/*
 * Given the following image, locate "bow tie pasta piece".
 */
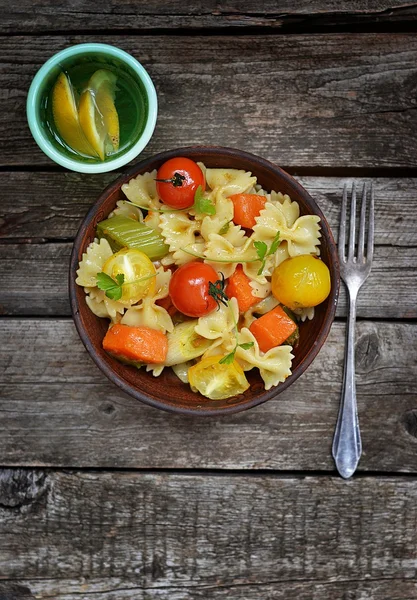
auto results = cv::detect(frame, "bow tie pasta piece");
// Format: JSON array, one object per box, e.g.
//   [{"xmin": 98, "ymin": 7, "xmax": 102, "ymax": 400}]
[
  {"xmin": 274, "ymin": 240, "xmax": 290, "ymax": 266},
  {"xmin": 201, "ymin": 337, "xmax": 236, "ymax": 360},
  {"xmin": 243, "ymin": 241, "xmax": 290, "ymax": 284},
  {"xmin": 160, "ymin": 211, "xmax": 205, "ymax": 266},
  {"xmin": 204, "ymin": 234, "xmax": 258, "ymax": 278},
  {"xmin": 85, "ymin": 287, "xmax": 125, "ymax": 321},
  {"xmin": 108, "ymin": 200, "xmax": 144, "ymax": 222},
  {"xmin": 76, "ymin": 238, "xmax": 113, "ymax": 287},
  {"xmin": 270, "ymin": 191, "xmax": 300, "ymax": 227},
  {"xmin": 122, "ymin": 300, "xmax": 174, "ymax": 333},
  {"xmin": 200, "ymin": 193, "xmax": 247, "ymax": 249},
  {"xmin": 194, "ymin": 299, "xmax": 239, "ymax": 372},
  {"xmin": 253, "ymin": 202, "xmax": 321, "ymax": 257},
  {"xmin": 121, "ymin": 268, "xmax": 174, "ymax": 334},
  {"xmin": 146, "ymin": 363, "xmax": 165, "ymax": 377},
  {"xmin": 85, "ymin": 294, "xmax": 109, "ymax": 319},
  {"xmin": 249, "ymin": 278, "xmax": 271, "ymax": 299},
  {"xmin": 293, "ymin": 306, "xmax": 315, "ymax": 322},
  {"xmin": 205, "ymin": 168, "xmax": 257, "ymax": 199},
  {"xmin": 234, "ymin": 328, "xmax": 293, "ymax": 390},
  {"xmin": 242, "ymin": 253, "xmax": 274, "ymax": 284},
  {"xmin": 287, "ymin": 215, "xmax": 321, "ymax": 256},
  {"xmin": 121, "ymin": 169, "xmax": 163, "ymax": 211},
  {"xmin": 200, "ymin": 214, "xmax": 246, "ymax": 246},
  {"xmin": 160, "ymin": 212, "xmax": 199, "ymax": 251},
  {"xmin": 214, "ymin": 192, "xmax": 234, "ymax": 222},
  {"xmin": 143, "ymin": 210, "xmax": 160, "ymax": 230},
  {"xmin": 198, "ymin": 193, "xmax": 238, "ymax": 239},
  {"xmin": 195, "ymin": 296, "xmax": 239, "ymax": 340}
]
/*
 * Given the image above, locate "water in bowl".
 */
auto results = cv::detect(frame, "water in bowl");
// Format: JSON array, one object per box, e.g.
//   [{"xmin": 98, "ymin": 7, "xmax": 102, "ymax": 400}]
[{"xmin": 39, "ymin": 55, "xmax": 149, "ymax": 164}]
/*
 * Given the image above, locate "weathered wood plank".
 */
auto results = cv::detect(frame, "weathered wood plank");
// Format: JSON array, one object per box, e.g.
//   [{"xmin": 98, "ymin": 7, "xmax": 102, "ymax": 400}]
[
  {"xmin": 1, "ymin": 1, "xmax": 416, "ymax": 32},
  {"xmin": 1, "ymin": 242, "xmax": 415, "ymax": 318},
  {"xmin": 2, "ymin": 34, "xmax": 417, "ymax": 168},
  {"xmin": 2, "ymin": 578, "xmax": 417, "ymax": 600},
  {"xmin": 1, "ymin": 470, "xmax": 417, "ymax": 598},
  {"xmin": 0, "ymin": 320, "xmax": 416, "ymax": 471},
  {"xmin": 1, "ymin": 174, "xmax": 416, "ymax": 247}
]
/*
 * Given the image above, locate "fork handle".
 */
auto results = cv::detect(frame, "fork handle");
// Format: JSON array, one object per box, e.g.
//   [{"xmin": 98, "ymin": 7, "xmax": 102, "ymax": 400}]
[{"xmin": 332, "ymin": 291, "xmax": 362, "ymax": 478}]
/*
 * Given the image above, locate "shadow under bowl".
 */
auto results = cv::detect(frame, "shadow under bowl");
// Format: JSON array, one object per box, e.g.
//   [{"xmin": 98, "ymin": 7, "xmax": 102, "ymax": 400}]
[{"xmin": 70, "ymin": 146, "xmax": 340, "ymax": 416}]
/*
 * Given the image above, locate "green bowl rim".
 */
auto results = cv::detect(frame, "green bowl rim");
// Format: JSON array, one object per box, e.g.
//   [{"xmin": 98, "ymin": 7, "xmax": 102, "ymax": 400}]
[{"xmin": 26, "ymin": 43, "xmax": 158, "ymax": 173}]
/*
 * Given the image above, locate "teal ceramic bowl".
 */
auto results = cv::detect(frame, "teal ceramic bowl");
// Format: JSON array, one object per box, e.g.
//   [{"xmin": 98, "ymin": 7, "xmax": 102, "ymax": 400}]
[{"xmin": 26, "ymin": 43, "xmax": 158, "ymax": 173}]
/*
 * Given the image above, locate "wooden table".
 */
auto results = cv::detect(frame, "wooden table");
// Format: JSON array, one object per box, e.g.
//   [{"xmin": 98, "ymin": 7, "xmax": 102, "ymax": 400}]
[{"xmin": 1, "ymin": 3, "xmax": 417, "ymax": 599}]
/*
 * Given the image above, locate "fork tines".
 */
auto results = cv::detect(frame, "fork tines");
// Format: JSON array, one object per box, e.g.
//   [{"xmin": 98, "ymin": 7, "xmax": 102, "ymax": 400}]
[{"xmin": 339, "ymin": 182, "xmax": 374, "ymax": 265}]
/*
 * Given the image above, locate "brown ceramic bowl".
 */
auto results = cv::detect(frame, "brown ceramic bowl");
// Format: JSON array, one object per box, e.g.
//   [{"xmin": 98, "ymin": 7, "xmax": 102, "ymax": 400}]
[{"xmin": 70, "ymin": 146, "xmax": 339, "ymax": 415}]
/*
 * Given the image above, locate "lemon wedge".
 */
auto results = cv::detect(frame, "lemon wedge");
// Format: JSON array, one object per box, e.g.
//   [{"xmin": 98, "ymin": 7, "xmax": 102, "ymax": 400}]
[
  {"xmin": 52, "ymin": 72, "xmax": 98, "ymax": 158},
  {"xmin": 78, "ymin": 69, "xmax": 119, "ymax": 160}
]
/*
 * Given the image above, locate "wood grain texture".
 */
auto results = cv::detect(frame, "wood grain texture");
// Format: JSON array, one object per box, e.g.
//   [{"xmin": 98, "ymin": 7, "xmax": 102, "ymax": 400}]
[
  {"xmin": 1, "ymin": 242, "xmax": 415, "ymax": 318},
  {"xmin": 2, "ymin": 174, "xmax": 416, "ymax": 247},
  {"xmin": 2, "ymin": 579, "xmax": 417, "ymax": 600},
  {"xmin": 0, "ymin": 319, "xmax": 416, "ymax": 471},
  {"xmin": 1, "ymin": 470, "xmax": 417, "ymax": 599},
  {"xmin": 3, "ymin": 34, "xmax": 417, "ymax": 168},
  {"xmin": 1, "ymin": 1, "xmax": 416, "ymax": 32}
]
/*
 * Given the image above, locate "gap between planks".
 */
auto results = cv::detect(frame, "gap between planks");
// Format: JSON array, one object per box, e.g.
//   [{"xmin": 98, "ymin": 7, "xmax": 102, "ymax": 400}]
[{"xmin": 2, "ymin": 465, "xmax": 417, "ymax": 479}]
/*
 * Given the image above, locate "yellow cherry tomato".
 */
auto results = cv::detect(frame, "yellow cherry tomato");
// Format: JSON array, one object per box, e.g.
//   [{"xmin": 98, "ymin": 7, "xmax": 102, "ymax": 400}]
[
  {"xmin": 188, "ymin": 355, "xmax": 250, "ymax": 400},
  {"xmin": 271, "ymin": 254, "xmax": 331, "ymax": 309},
  {"xmin": 103, "ymin": 248, "xmax": 156, "ymax": 304}
]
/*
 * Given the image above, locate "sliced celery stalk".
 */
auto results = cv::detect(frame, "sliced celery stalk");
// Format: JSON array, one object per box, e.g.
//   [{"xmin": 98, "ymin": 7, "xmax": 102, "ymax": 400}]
[{"xmin": 96, "ymin": 215, "xmax": 169, "ymax": 260}]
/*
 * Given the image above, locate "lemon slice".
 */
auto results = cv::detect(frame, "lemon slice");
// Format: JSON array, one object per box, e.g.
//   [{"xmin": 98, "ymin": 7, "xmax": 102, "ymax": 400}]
[
  {"xmin": 52, "ymin": 72, "xmax": 98, "ymax": 158},
  {"xmin": 78, "ymin": 69, "xmax": 119, "ymax": 160}
]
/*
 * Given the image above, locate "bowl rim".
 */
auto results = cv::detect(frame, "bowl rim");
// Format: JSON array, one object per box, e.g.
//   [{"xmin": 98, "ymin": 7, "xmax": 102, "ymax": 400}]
[
  {"xmin": 70, "ymin": 145, "xmax": 340, "ymax": 416},
  {"xmin": 26, "ymin": 43, "xmax": 158, "ymax": 174}
]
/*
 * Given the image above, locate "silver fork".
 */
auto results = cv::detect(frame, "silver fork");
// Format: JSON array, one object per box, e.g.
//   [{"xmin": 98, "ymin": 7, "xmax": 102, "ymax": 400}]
[{"xmin": 332, "ymin": 182, "xmax": 374, "ymax": 479}]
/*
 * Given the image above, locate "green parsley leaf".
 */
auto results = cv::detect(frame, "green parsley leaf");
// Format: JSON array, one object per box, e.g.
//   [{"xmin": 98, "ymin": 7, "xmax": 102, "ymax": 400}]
[
  {"xmin": 219, "ymin": 341, "xmax": 254, "ymax": 365},
  {"xmin": 269, "ymin": 231, "xmax": 281, "ymax": 255},
  {"xmin": 219, "ymin": 350, "xmax": 236, "ymax": 365},
  {"xmin": 255, "ymin": 231, "xmax": 281, "ymax": 275},
  {"xmin": 254, "ymin": 240, "xmax": 268, "ymax": 276},
  {"xmin": 96, "ymin": 272, "xmax": 125, "ymax": 301},
  {"xmin": 208, "ymin": 274, "xmax": 229, "ymax": 308},
  {"xmin": 254, "ymin": 240, "xmax": 267, "ymax": 261},
  {"xmin": 193, "ymin": 185, "xmax": 216, "ymax": 215},
  {"xmin": 238, "ymin": 342, "xmax": 254, "ymax": 351}
]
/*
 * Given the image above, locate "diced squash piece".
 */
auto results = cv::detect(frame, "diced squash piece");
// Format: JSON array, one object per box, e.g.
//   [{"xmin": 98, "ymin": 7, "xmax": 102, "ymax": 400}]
[{"xmin": 249, "ymin": 305, "xmax": 297, "ymax": 353}]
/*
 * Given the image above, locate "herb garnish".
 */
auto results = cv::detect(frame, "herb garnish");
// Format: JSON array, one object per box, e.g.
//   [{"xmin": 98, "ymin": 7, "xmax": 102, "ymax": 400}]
[
  {"xmin": 155, "ymin": 172, "xmax": 186, "ymax": 187},
  {"xmin": 96, "ymin": 272, "xmax": 125, "ymax": 301},
  {"xmin": 254, "ymin": 230, "xmax": 280, "ymax": 275},
  {"xmin": 208, "ymin": 273, "xmax": 229, "ymax": 309},
  {"xmin": 193, "ymin": 185, "xmax": 216, "ymax": 215},
  {"xmin": 96, "ymin": 272, "xmax": 157, "ymax": 301},
  {"xmin": 219, "ymin": 342, "xmax": 254, "ymax": 365},
  {"xmin": 219, "ymin": 301, "xmax": 254, "ymax": 364}
]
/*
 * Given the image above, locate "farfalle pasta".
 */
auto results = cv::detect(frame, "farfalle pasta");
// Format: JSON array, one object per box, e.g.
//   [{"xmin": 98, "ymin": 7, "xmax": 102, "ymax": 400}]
[{"xmin": 76, "ymin": 157, "xmax": 331, "ymax": 401}]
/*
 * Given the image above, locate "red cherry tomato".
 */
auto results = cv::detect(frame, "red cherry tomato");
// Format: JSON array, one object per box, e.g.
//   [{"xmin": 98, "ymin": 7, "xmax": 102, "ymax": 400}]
[
  {"xmin": 169, "ymin": 262, "xmax": 220, "ymax": 317},
  {"xmin": 156, "ymin": 157, "xmax": 205, "ymax": 209}
]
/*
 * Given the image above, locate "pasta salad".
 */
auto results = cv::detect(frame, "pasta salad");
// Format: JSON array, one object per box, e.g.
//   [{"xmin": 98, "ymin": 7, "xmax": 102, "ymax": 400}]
[{"xmin": 76, "ymin": 157, "xmax": 330, "ymax": 400}]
